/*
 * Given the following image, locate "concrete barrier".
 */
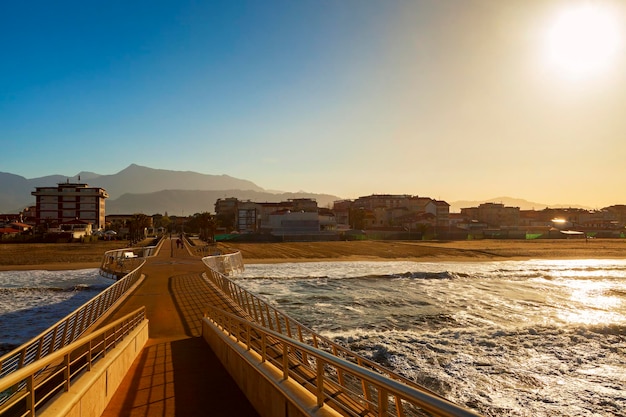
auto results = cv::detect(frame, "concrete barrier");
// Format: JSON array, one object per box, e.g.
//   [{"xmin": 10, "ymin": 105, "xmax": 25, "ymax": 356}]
[
  {"xmin": 39, "ymin": 320, "xmax": 149, "ymax": 417},
  {"xmin": 202, "ymin": 318, "xmax": 341, "ymax": 417}
]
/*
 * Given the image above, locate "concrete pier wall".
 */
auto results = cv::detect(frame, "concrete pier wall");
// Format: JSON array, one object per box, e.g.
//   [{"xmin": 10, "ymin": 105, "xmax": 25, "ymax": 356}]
[
  {"xmin": 40, "ymin": 320, "xmax": 149, "ymax": 417},
  {"xmin": 201, "ymin": 318, "xmax": 341, "ymax": 417}
]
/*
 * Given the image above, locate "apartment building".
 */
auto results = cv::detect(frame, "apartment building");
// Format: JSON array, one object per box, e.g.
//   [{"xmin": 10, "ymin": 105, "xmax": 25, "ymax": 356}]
[
  {"xmin": 31, "ymin": 182, "xmax": 109, "ymax": 230},
  {"xmin": 335, "ymin": 194, "xmax": 450, "ymax": 231},
  {"xmin": 214, "ymin": 197, "xmax": 332, "ymax": 236},
  {"xmin": 461, "ymin": 203, "xmax": 520, "ymax": 227}
]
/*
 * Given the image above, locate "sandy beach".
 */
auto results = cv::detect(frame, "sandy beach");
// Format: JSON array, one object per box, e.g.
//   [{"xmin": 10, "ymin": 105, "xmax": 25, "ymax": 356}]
[
  {"xmin": 0, "ymin": 241, "xmax": 127, "ymax": 271},
  {"xmin": 220, "ymin": 239, "xmax": 626, "ymax": 263},
  {"xmin": 1, "ymin": 238, "xmax": 625, "ymax": 270}
]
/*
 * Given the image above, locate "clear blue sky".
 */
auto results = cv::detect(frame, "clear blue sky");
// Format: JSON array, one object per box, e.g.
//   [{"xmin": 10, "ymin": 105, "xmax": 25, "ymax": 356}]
[{"xmin": 2, "ymin": 1, "xmax": 625, "ymax": 207}]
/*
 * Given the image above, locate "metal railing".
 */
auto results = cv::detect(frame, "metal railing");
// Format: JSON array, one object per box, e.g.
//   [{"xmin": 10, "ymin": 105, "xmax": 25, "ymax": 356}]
[
  {"xmin": 0, "ymin": 260, "xmax": 145, "ymax": 384},
  {"xmin": 202, "ymin": 252, "xmax": 482, "ymax": 417},
  {"xmin": 0, "ymin": 307, "xmax": 146, "ymax": 417},
  {"xmin": 99, "ymin": 240, "xmax": 161, "ymax": 279},
  {"xmin": 201, "ymin": 250, "xmax": 244, "ymax": 276},
  {"xmin": 205, "ymin": 306, "xmax": 479, "ymax": 417}
]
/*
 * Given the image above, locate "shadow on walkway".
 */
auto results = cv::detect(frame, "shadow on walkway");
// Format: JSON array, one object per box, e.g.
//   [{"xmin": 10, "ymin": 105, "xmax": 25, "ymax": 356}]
[{"xmin": 100, "ymin": 239, "xmax": 259, "ymax": 417}]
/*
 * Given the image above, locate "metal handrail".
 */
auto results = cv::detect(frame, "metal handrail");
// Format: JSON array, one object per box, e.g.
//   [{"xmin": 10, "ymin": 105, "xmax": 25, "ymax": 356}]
[
  {"xmin": 201, "ymin": 250, "xmax": 244, "ymax": 275},
  {"xmin": 205, "ymin": 305, "xmax": 480, "ymax": 417},
  {"xmin": 0, "ymin": 307, "xmax": 146, "ymax": 417},
  {"xmin": 201, "ymin": 252, "xmax": 482, "ymax": 416},
  {"xmin": 201, "ymin": 253, "xmax": 442, "ymax": 397},
  {"xmin": 99, "ymin": 241, "xmax": 161, "ymax": 279},
  {"xmin": 0, "ymin": 257, "xmax": 147, "ymax": 383}
]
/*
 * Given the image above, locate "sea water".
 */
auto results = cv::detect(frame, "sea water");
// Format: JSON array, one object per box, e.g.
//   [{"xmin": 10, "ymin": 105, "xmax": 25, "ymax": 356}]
[
  {"xmin": 235, "ymin": 260, "xmax": 626, "ymax": 417},
  {"xmin": 1, "ymin": 261, "xmax": 624, "ymax": 416},
  {"xmin": 0, "ymin": 269, "xmax": 112, "ymax": 355}
]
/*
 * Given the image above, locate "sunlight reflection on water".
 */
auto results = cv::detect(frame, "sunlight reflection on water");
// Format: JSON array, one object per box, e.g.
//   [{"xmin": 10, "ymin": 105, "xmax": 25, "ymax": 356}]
[{"xmin": 558, "ymin": 280, "xmax": 624, "ymax": 325}]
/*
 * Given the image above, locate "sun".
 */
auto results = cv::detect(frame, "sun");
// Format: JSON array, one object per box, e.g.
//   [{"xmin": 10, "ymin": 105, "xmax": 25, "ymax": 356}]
[{"xmin": 545, "ymin": 3, "xmax": 622, "ymax": 79}]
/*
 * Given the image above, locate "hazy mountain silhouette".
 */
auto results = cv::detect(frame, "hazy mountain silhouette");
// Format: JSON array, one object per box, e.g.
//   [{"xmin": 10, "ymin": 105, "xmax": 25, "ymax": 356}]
[
  {"xmin": 1, "ymin": 166, "xmax": 595, "ymax": 214},
  {"xmin": 0, "ymin": 164, "xmax": 339, "ymax": 214},
  {"xmin": 107, "ymin": 189, "xmax": 341, "ymax": 215},
  {"xmin": 449, "ymin": 196, "xmax": 591, "ymax": 213}
]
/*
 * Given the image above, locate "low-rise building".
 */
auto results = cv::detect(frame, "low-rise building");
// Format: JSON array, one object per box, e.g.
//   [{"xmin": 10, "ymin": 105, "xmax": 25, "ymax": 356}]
[{"xmin": 215, "ymin": 197, "xmax": 337, "ymax": 239}]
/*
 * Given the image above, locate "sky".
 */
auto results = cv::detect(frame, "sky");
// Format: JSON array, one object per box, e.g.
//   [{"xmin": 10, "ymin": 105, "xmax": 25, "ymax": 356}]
[{"xmin": 2, "ymin": 0, "xmax": 626, "ymax": 208}]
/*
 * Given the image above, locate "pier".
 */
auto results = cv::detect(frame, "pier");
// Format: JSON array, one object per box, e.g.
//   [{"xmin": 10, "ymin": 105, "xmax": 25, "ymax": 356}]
[{"xmin": 98, "ymin": 238, "xmax": 258, "ymax": 416}]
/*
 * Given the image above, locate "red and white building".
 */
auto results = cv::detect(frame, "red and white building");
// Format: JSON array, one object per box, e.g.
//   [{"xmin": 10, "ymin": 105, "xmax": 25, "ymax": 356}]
[{"xmin": 31, "ymin": 182, "xmax": 109, "ymax": 231}]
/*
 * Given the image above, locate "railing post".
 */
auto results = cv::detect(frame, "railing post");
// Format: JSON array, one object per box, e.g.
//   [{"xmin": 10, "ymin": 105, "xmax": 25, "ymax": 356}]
[
  {"xmin": 378, "ymin": 388, "xmax": 389, "ymax": 416},
  {"xmin": 64, "ymin": 353, "xmax": 71, "ymax": 391},
  {"xmin": 60, "ymin": 318, "xmax": 70, "ymax": 347},
  {"xmin": 257, "ymin": 299, "xmax": 266, "ymax": 327},
  {"xmin": 395, "ymin": 395, "xmax": 405, "ymax": 417},
  {"xmin": 298, "ymin": 326, "xmax": 308, "ymax": 364},
  {"xmin": 261, "ymin": 333, "xmax": 267, "ymax": 363},
  {"xmin": 316, "ymin": 359, "xmax": 325, "ymax": 408},
  {"xmin": 48, "ymin": 326, "xmax": 59, "ymax": 355},
  {"xmin": 26, "ymin": 374, "xmax": 35, "ymax": 417},
  {"xmin": 18, "ymin": 348, "xmax": 26, "ymax": 369},
  {"xmin": 265, "ymin": 304, "xmax": 273, "ymax": 330},
  {"xmin": 282, "ymin": 343, "xmax": 289, "ymax": 380},
  {"xmin": 275, "ymin": 310, "xmax": 282, "ymax": 334},
  {"xmin": 246, "ymin": 323, "xmax": 251, "ymax": 351},
  {"xmin": 333, "ymin": 345, "xmax": 345, "ymax": 387},
  {"xmin": 285, "ymin": 316, "xmax": 292, "ymax": 338},
  {"xmin": 88, "ymin": 339, "xmax": 93, "ymax": 371},
  {"xmin": 36, "ymin": 335, "xmax": 44, "ymax": 361},
  {"xmin": 362, "ymin": 378, "xmax": 373, "ymax": 412}
]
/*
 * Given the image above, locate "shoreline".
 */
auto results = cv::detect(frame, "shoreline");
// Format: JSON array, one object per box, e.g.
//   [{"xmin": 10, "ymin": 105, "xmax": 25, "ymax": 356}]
[
  {"xmin": 1, "ymin": 239, "xmax": 625, "ymax": 271},
  {"xmin": 0, "ymin": 262, "xmax": 101, "ymax": 272}
]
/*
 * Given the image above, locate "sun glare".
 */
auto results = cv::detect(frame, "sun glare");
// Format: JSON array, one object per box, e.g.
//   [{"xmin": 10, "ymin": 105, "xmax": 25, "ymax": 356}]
[{"xmin": 545, "ymin": 3, "xmax": 622, "ymax": 79}]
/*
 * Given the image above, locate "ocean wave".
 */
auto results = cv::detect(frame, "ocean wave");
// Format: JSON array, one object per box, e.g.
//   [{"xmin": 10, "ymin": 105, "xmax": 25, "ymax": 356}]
[
  {"xmin": 0, "ymin": 285, "xmax": 100, "ymax": 294},
  {"xmin": 242, "ymin": 270, "xmax": 464, "ymax": 281}
]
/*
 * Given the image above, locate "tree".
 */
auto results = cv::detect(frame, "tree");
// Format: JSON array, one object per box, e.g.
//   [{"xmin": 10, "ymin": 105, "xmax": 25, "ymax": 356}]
[
  {"xmin": 349, "ymin": 207, "xmax": 367, "ymax": 230},
  {"xmin": 159, "ymin": 214, "xmax": 172, "ymax": 232},
  {"xmin": 198, "ymin": 212, "xmax": 217, "ymax": 242},
  {"xmin": 128, "ymin": 213, "xmax": 151, "ymax": 244}
]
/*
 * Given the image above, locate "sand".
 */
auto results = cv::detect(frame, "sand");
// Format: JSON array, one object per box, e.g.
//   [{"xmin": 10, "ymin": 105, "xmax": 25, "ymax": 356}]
[
  {"xmin": 0, "ymin": 241, "xmax": 129, "ymax": 271},
  {"xmin": 1, "ymin": 239, "xmax": 625, "ymax": 271},
  {"xmin": 218, "ymin": 239, "xmax": 626, "ymax": 263}
]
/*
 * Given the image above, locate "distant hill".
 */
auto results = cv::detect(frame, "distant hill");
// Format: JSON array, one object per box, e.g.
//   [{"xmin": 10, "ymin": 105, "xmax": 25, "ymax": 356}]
[
  {"xmin": 0, "ymin": 166, "xmax": 596, "ymax": 214},
  {"xmin": 0, "ymin": 164, "xmax": 340, "ymax": 214},
  {"xmin": 107, "ymin": 189, "xmax": 341, "ymax": 215},
  {"xmin": 85, "ymin": 164, "xmax": 264, "ymax": 198},
  {"xmin": 449, "ymin": 196, "xmax": 592, "ymax": 213}
]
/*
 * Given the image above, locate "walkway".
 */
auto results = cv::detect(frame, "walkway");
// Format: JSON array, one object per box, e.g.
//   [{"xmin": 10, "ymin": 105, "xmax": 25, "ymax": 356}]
[{"xmin": 100, "ymin": 238, "xmax": 259, "ymax": 417}]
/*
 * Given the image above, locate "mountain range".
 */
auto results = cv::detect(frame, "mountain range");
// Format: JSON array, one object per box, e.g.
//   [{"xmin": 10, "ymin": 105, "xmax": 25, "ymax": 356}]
[
  {"xmin": 0, "ymin": 164, "xmax": 591, "ymax": 215},
  {"xmin": 0, "ymin": 164, "xmax": 341, "ymax": 215}
]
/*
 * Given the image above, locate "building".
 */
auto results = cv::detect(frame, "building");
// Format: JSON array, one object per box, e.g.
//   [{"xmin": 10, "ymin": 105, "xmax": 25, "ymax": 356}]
[
  {"xmin": 460, "ymin": 203, "xmax": 520, "ymax": 228},
  {"xmin": 214, "ymin": 197, "xmax": 337, "ymax": 239},
  {"xmin": 333, "ymin": 194, "xmax": 450, "ymax": 232},
  {"xmin": 31, "ymin": 181, "xmax": 109, "ymax": 231}
]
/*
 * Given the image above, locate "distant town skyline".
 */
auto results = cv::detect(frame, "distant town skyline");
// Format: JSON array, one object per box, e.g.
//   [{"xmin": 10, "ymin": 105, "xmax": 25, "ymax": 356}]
[{"xmin": 2, "ymin": 1, "xmax": 625, "ymax": 208}]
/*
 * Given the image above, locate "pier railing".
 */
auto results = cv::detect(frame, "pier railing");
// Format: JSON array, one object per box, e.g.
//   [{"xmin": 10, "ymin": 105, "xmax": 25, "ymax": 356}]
[
  {"xmin": 202, "ymin": 252, "xmax": 481, "ymax": 417},
  {"xmin": 99, "ymin": 241, "xmax": 161, "ymax": 279},
  {"xmin": 0, "ymin": 307, "xmax": 146, "ymax": 416},
  {"xmin": 0, "ymin": 258, "xmax": 146, "ymax": 384},
  {"xmin": 201, "ymin": 250, "xmax": 244, "ymax": 275},
  {"xmin": 205, "ymin": 305, "xmax": 480, "ymax": 417}
]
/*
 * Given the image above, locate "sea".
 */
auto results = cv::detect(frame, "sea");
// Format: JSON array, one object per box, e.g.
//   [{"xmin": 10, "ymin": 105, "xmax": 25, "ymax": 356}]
[
  {"xmin": 234, "ymin": 259, "xmax": 626, "ymax": 417},
  {"xmin": 1, "ymin": 260, "xmax": 625, "ymax": 416},
  {"xmin": 0, "ymin": 268, "xmax": 113, "ymax": 355}
]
